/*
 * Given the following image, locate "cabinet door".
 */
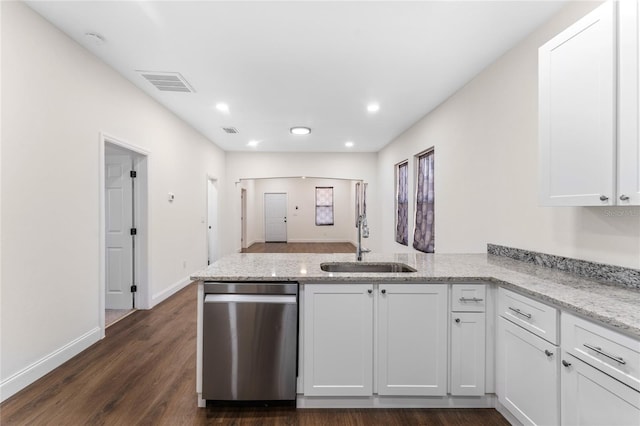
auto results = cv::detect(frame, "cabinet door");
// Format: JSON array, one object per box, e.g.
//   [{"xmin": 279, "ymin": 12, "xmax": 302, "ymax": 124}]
[
  {"xmin": 561, "ymin": 352, "xmax": 640, "ymax": 426},
  {"xmin": 539, "ymin": 1, "xmax": 616, "ymax": 206},
  {"xmin": 619, "ymin": 0, "xmax": 640, "ymax": 205},
  {"xmin": 451, "ymin": 312, "xmax": 485, "ymax": 396},
  {"xmin": 303, "ymin": 284, "xmax": 373, "ymax": 396},
  {"xmin": 497, "ymin": 317, "xmax": 560, "ymax": 426},
  {"xmin": 378, "ymin": 284, "xmax": 447, "ymax": 396}
]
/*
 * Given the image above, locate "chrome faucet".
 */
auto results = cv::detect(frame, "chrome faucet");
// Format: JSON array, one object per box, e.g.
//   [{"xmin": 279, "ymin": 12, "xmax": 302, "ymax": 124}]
[{"xmin": 356, "ymin": 214, "xmax": 370, "ymax": 261}]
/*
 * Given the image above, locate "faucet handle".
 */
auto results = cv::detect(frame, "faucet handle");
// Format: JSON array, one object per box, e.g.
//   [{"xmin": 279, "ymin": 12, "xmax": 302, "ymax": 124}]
[{"xmin": 362, "ymin": 228, "xmax": 370, "ymax": 238}]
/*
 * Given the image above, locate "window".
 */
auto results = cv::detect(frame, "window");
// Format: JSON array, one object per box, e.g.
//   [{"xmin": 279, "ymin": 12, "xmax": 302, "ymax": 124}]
[
  {"xmin": 413, "ymin": 150, "xmax": 435, "ymax": 253},
  {"xmin": 315, "ymin": 187, "xmax": 334, "ymax": 226},
  {"xmin": 395, "ymin": 161, "xmax": 408, "ymax": 245}
]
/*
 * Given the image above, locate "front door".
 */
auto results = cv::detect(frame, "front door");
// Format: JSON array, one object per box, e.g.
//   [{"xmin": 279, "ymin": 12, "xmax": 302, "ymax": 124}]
[
  {"xmin": 264, "ymin": 193, "xmax": 287, "ymax": 242},
  {"xmin": 105, "ymin": 154, "xmax": 134, "ymax": 309}
]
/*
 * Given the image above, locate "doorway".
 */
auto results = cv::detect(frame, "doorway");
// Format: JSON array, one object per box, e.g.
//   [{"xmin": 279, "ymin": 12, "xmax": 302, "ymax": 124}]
[
  {"xmin": 241, "ymin": 188, "xmax": 247, "ymax": 250},
  {"xmin": 264, "ymin": 192, "xmax": 288, "ymax": 242},
  {"xmin": 207, "ymin": 178, "xmax": 219, "ymax": 265},
  {"xmin": 100, "ymin": 134, "xmax": 149, "ymax": 334}
]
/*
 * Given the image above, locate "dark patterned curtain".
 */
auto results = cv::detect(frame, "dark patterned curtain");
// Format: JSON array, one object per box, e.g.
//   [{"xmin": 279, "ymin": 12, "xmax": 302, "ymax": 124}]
[
  {"xmin": 413, "ymin": 151, "xmax": 434, "ymax": 253},
  {"xmin": 395, "ymin": 162, "xmax": 408, "ymax": 245}
]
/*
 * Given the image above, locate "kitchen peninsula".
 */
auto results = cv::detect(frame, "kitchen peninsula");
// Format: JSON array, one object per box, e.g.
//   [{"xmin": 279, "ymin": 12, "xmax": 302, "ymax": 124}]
[{"xmin": 192, "ymin": 250, "xmax": 640, "ymax": 423}]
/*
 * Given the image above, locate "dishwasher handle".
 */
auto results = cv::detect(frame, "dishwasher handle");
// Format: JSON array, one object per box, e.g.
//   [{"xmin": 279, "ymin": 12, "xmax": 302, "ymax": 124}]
[{"xmin": 204, "ymin": 294, "xmax": 296, "ymax": 304}]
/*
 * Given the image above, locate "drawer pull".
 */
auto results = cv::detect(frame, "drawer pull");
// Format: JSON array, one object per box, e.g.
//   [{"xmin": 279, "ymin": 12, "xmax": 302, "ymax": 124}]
[
  {"xmin": 544, "ymin": 349, "xmax": 553, "ymax": 357},
  {"xmin": 508, "ymin": 306, "xmax": 532, "ymax": 319},
  {"xmin": 459, "ymin": 297, "xmax": 484, "ymax": 302},
  {"xmin": 562, "ymin": 360, "xmax": 572, "ymax": 367},
  {"xmin": 583, "ymin": 343, "xmax": 626, "ymax": 365}
]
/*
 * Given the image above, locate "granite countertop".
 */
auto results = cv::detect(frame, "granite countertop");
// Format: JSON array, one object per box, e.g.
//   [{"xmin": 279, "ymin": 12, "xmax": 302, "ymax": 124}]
[{"xmin": 191, "ymin": 252, "xmax": 640, "ymax": 339}]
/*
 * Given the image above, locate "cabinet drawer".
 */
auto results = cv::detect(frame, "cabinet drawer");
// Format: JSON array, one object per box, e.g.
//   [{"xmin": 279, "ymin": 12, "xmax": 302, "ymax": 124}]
[
  {"xmin": 498, "ymin": 288, "xmax": 558, "ymax": 344},
  {"xmin": 562, "ymin": 312, "xmax": 640, "ymax": 392},
  {"xmin": 451, "ymin": 284, "xmax": 486, "ymax": 312}
]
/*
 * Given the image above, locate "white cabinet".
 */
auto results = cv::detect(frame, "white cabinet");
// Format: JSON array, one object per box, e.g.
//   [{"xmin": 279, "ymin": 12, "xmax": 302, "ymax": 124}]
[
  {"xmin": 561, "ymin": 312, "xmax": 640, "ymax": 425},
  {"xmin": 618, "ymin": 0, "xmax": 640, "ymax": 205},
  {"xmin": 377, "ymin": 284, "xmax": 447, "ymax": 396},
  {"xmin": 497, "ymin": 288, "xmax": 559, "ymax": 426},
  {"xmin": 561, "ymin": 352, "xmax": 640, "ymax": 426},
  {"xmin": 539, "ymin": 0, "xmax": 640, "ymax": 206},
  {"xmin": 497, "ymin": 317, "xmax": 560, "ymax": 426},
  {"xmin": 303, "ymin": 283, "xmax": 373, "ymax": 396},
  {"xmin": 451, "ymin": 312, "xmax": 485, "ymax": 396},
  {"xmin": 450, "ymin": 284, "xmax": 486, "ymax": 396}
]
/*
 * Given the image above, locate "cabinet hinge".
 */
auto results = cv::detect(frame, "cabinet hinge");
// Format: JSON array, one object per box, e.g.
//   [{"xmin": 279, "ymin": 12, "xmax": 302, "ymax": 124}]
[
  {"xmin": 130, "ymin": 170, "xmax": 137, "ymax": 178},
  {"xmin": 130, "ymin": 285, "xmax": 137, "ymax": 293},
  {"xmin": 130, "ymin": 228, "xmax": 137, "ymax": 236}
]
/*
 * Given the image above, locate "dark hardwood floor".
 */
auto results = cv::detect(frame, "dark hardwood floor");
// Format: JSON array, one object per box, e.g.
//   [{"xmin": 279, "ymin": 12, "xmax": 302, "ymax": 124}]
[
  {"xmin": 242, "ymin": 242, "xmax": 356, "ymax": 253},
  {"xmin": 1, "ymin": 280, "xmax": 509, "ymax": 425}
]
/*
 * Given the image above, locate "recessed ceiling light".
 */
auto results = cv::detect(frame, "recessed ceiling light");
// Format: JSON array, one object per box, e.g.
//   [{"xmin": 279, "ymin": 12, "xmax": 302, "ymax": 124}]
[
  {"xmin": 216, "ymin": 103, "xmax": 229, "ymax": 113},
  {"xmin": 247, "ymin": 140, "xmax": 260, "ymax": 147},
  {"xmin": 290, "ymin": 127, "xmax": 311, "ymax": 135},
  {"xmin": 367, "ymin": 103, "xmax": 380, "ymax": 113},
  {"xmin": 345, "ymin": 141, "xmax": 354, "ymax": 148}
]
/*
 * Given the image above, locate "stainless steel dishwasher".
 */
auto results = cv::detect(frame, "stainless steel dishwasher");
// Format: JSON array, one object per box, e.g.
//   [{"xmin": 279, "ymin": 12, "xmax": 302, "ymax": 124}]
[{"xmin": 202, "ymin": 282, "xmax": 298, "ymax": 402}]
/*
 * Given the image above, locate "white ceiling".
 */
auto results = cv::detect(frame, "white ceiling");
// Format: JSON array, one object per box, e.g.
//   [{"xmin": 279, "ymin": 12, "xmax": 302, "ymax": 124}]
[{"xmin": 26, "ymin": 1, "xmax": 567, "ymax": 153}]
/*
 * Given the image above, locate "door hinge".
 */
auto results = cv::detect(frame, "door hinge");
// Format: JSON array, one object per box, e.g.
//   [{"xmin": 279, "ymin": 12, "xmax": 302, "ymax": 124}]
[
  {"xmin": 130, "ymin": 170, "xmax": 137, "ymax": 178},
  {"xmin": 130, "ymin": 228, "xmax": 137, "ymax": 235},
  {"xmin": 130, "ymin": 285, "xmax": 137, "ymax": 293}
]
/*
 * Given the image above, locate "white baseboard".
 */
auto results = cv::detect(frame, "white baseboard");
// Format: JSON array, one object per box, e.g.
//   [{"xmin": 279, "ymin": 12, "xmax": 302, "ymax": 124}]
[
  {"xmin": 151, "ymin": 275, "xmax": 193, "ymax": 307},
  {"xmin": 496, "ymin": 400, "xmax": 522, "ymax": 425},
  {"xmin": 296, "ymin": 394, "xmax": 496, "ymax": 409},
  {"xmin": 0, "ymin": 326, "xmax": 101, "ymax": 403}
]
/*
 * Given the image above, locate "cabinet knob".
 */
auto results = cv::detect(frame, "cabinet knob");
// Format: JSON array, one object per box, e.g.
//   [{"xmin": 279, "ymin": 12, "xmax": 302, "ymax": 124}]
[
  {"xmin": 367, "ymin": 289, "xmax": 372, "ymax": 294},
  {"xmin": 544, "ymin": 349, "xmax": 553, "ymax": 357},
  {"xmin": 381, "ymin": 289, "xmax": 386, "ymax": 294},
  {"xmin": 562, "ymin": 360, "xmax": 571, "ymax": 368},
  {"xmin": 620, "ymin": 194, "xmax": 630, "ymax": 201},
  {"xmin": 599, "ymin": 195, "xmax": 609, "ymax": 201},
  {"xmin": 455, "ymin": 318, "xmax": 460, "ymax": 323}
]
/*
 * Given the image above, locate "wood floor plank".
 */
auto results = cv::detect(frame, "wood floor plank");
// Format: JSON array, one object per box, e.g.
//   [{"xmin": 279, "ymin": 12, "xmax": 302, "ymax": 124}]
[{"xmin": 1, "ymin": 264, "xmax": 508, "ymax": 425}]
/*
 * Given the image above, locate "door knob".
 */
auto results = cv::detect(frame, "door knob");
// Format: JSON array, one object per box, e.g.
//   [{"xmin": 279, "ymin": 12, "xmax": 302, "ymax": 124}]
[
  {"xmin": 620, "ymin": 194, "xmax": 630, "ymax": 201},
  {"xmin": 367, "ymin": 289, "xmax": 373, "ymax": 294},
  {"xmin": 562, "ymin": 360, "xmax": 571, "ymax": 367},
  {"xmin": 599, "ymin": 195, "xmax": 609, "ymax": 201},
  {"xmin": 381, "ymin": 289, "xmax": 386, "ymax": 294},
  {"xmin": 455, "ymin": 318, "xmax": 460, "ymax": 323},
  {"xmin": 544, "ymin": 350, "xmax": 553, "ymax": 357}
]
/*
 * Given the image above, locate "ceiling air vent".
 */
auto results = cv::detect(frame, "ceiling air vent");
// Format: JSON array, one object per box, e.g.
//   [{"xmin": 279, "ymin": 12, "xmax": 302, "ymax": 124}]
[
  {"xmin": 137, "ymin": 71, "xmax": 195, "ymax": 93},
  {"xmin": 222, "ymin": 127, "xmax": 239, "ymax": 134}
]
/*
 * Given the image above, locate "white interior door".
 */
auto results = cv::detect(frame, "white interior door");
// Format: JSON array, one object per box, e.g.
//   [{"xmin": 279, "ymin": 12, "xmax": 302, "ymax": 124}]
[
  {"xmin": 264, "ymin": 193, "xmax": 287, "ymax": 242},
  {"xmin": 207, "ymin": 179, "xmax": 219, "ymax": 265},
  {"xmin": 105, "ymin": 154, "xmax": 133, "ymax": 309}
]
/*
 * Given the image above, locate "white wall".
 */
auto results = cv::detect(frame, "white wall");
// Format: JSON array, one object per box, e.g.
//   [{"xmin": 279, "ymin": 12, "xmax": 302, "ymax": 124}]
[
  {"xmin": 245, "ymin": 178, "xmax": 357, "ymax": 245},
  {"xmin": 378, "ymin": 0, "xmax": 640, "ymax": 268},
  {"xmin": 0, "ymin": 2, "xmax": 225, "ymax": 401},
  {"xmin": 226, "ymin": 152, "xmax": 377, "ymax": 253}
]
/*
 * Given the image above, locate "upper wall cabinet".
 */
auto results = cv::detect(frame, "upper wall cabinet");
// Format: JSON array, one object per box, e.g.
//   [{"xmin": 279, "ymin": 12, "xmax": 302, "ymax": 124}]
[{"xmin": 539, "ymin": 1, "xmax": 640, "ymax": 206}]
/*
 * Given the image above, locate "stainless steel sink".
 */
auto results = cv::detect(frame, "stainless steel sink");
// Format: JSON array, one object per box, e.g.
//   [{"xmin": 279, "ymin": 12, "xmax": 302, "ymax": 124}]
[{"xmin": 320, "ymin": 262, "xmax": 417, "ymax": 273}]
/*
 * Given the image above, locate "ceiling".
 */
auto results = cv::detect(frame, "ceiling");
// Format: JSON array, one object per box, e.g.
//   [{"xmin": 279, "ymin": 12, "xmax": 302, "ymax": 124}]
[{"xmin": 26, "ymin": 1, "xmax": 567, "ymax": 153}]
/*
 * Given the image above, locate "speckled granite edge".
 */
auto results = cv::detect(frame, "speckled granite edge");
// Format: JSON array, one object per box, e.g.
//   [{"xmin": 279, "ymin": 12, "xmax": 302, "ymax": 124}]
[{"xmin": 487, "ymin": 244, "xmax": 640, "ymax": 290}]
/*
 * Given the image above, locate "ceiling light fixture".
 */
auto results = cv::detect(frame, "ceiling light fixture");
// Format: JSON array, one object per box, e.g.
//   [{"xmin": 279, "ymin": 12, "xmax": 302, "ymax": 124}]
[
  {"xmin": 345, "ymin": 141, "xmax": 354, "ymax": 148},
  {"xmin": 290, "ymin": 127, "xmax": 311, "ymax": 135},
  {"xmin": 367, "ymin": 103, "xmax": 380, "ymax": 113},
  {"xmin": 247, "ymin": 140, "xmax": 260, "ymax": 147},
  {"xmin": 216, "ymin": 103, "xmax": 229, "ymax": 113}
]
